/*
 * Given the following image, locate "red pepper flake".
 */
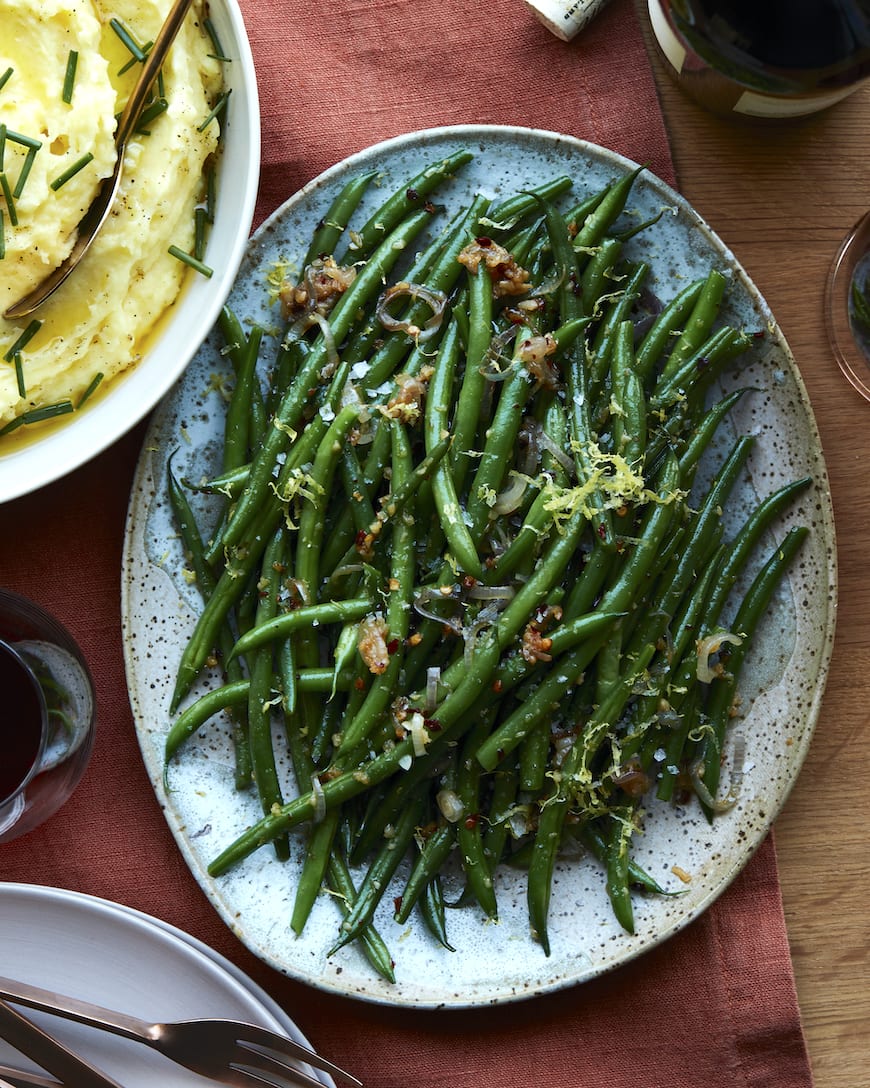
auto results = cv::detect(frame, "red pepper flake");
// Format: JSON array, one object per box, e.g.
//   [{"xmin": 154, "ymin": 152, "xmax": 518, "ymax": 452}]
[
  {"xmin": 393, "ymin": 895, "xmax": 403, "ymax": 913},
  {"xmin": 386, "ymin": 638, "xmax": 400, "ymax": 654},
  {"xmin": 597, "ymin": 523, "xmax": 608, "ymax": 539},
  {"xmin": 423, "ymin": 717, "xmax": 441, "ymax": 732},
  {"xmin": 354, "ymin": 677, "xmax": 366, "ymax": 691},
  {"xmin": 464, "ymin": 814, "xmax": 480, "ymax": 830},
  {"xmin": 406, "ymin": 187, "xmax": 419, "ymax": 201},
  {"xmin": 492, "ymin": 678, "xmax": 503, "ymax": 693}
]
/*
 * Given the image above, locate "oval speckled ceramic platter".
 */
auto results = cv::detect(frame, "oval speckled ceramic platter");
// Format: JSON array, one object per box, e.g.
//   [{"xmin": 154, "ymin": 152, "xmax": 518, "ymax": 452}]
[{"xmin": 121, "ymin": 125, "xmax": 837, "ymax": 1008}]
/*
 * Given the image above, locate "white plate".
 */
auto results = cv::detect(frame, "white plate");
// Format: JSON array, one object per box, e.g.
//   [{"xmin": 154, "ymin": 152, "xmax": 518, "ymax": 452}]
[
  {"xmin": 0, "ymin": 882, "xmax": 334, "ymax": 1087},
  {"xmin": 121, "ymin": 125, "xmax": 837, "ymax": 1008}
]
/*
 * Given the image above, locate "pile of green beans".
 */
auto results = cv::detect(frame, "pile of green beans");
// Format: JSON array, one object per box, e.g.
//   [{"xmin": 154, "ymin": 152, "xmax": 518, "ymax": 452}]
[{"xmin": 164, "ymin": 151, "xmax": 810, "ymax": 977}]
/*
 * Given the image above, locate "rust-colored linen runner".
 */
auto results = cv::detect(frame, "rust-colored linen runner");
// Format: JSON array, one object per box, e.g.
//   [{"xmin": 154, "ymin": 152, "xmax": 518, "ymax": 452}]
[{"xmin": 0, "ymin": 1, "xmax": 814, "ymax": 1085}]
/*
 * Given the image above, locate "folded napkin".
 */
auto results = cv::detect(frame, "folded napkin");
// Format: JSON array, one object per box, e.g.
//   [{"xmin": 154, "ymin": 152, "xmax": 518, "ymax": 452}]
[{"xmin": 0, "ymin": 1, "xmax": 814, "ymax": 1085}]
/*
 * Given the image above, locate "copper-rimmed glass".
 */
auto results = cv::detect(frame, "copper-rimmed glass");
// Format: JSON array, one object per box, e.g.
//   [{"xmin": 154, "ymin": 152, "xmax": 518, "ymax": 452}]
[{"xmin": 826, "ymin": 210, "xmax": 870, "ymax": 401}]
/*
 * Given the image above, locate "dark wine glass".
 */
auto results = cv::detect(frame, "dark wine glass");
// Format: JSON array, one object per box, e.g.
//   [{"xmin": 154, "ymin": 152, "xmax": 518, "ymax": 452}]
[{"xmin": 0, "ymin": 590, "xmax": 96, "ymax": 843}]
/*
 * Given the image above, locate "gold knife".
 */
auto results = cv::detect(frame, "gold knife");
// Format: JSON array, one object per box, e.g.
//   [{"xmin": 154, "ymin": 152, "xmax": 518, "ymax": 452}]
[{"xmin": 0, "ymin": 999, "xmax": 123, "ymax": 1088}]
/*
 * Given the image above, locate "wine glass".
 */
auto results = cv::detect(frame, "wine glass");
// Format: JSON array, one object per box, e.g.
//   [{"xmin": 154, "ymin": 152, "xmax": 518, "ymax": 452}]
[
  {"xmin": 0, "ymin": 590, "xmax": 96, "ymax": 843},
  {"xmin": 826, "ymin": 210, "xmax": 870, "ymax": 400}
]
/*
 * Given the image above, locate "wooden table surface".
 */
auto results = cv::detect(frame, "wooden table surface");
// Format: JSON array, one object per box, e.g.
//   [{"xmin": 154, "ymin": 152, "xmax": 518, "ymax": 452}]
[{"xmin": 634, "ymin": 9, "xmax": 870, "ymax": 1085}]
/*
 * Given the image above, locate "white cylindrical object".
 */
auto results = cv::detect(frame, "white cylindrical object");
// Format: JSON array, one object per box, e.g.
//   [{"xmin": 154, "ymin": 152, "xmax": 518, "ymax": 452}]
[{"xmin": 524, "ymin": 0, "xmax": 612, "ymax": 41}]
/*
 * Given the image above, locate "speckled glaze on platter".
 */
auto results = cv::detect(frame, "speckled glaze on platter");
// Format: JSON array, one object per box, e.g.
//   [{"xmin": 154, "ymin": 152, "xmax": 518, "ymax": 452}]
[{"xmin": 121, "ymin": 125, "xmax": 837, "ymax": 1009}]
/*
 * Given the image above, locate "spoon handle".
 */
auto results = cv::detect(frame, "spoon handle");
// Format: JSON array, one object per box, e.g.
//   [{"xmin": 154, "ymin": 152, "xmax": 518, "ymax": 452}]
[{"xmin": 116, "ymin": 0, "xmax": 196, "ymax": 153}]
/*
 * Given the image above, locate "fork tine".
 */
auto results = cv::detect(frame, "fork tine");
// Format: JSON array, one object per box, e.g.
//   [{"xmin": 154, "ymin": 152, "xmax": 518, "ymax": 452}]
[
  {"xmin": 230, "ymin": 1026, "xmax": 362, "ymax": 1087},
  {"xmin": 230, "ymin": 1055, "xmax": 331, "ymax": 1088}
]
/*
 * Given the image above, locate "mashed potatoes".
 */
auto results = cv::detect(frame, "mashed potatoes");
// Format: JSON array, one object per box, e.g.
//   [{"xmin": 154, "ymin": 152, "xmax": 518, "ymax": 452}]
[{"xmin": 0, "ymin": 0, "xmax": 222, "ymax": 433}]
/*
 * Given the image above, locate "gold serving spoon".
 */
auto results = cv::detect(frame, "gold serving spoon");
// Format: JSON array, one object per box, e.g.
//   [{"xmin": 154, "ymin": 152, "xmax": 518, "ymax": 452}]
[{"xmin": 4, "ymin": 0, "xmax": 195, "ymax": 321}]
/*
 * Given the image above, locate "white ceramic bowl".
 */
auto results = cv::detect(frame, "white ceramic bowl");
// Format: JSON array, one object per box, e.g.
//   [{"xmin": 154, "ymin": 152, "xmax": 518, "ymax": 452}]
[{"xmin": 0, "ymin": 0, "xmax": 260, "ymax": 504}]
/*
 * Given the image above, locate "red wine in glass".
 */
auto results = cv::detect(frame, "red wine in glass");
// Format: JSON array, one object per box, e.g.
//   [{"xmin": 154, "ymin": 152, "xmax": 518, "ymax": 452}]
[
  {"xmin": 0, "ymin": 591, "xmax": 96, "ymax": 842},
  {"xmin": 0, "ymin": 640, "xmax": 47, "ymax": 803}
]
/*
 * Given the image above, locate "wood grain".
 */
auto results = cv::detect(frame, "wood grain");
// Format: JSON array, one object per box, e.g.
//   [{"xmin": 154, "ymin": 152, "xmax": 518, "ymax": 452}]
[{"xmin": 633, "ymin": 4, "xmax": 870, "ymax": 1082}]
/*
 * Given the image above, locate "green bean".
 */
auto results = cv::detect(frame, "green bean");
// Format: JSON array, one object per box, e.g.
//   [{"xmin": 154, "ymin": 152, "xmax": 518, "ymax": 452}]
[
  {"xmin": 336, "ymin": 422, "xmax": 416, "ymax": 755},
  {"xmin": 166, "ymin": 457, "xmax": 252, "ymax": 788},
  {"xmin": 526, "ymin": 792, "xmax": 565, "ymax": 956},
  {"xmin": 326, "ymin": 846, "xmax": 396, "ymax": 982},
  {"xmin": 329, "ymin": 792, "xmax": 426, "ymax": 953},
  {"xmin": 579, "ymin": 235, "xmax": 623, "ymax": 318},
  {"xmin": 518, "ymin": 721, "xmax": 550, "ymax": 793},
  {"xmin": 653, "ymin": 325, "xmax": 754, "ymax": 407},
  {"xmin": 604, "ymin": 807, "xmax": 636, "ymax": 934},
  {"xmin": 418, "ymin": 872, "xmax": 454, "ymax": 951},
  {"xmin": 634, "ymin": 277, "xmax": 705, "ymax": 382},
  {"xmin": 291, "ymin": 808, "xmax": 340, "ymax": 936},
  {"xmin": 296, "ymin": 405, "xmax": 361, "ymax": 597},
  {"xmin": 482, "ymin": 175, "xmax": 574, "ymax": 231},
  {"xmin": 165, "ymin": 678, "xmax": 249, "ymax": 768},
  {"xmin": 223, "ymin": 324, "xmax": 263, "ymax": 470},
  {"xmin": 659, "ymin": 268, "xmax": 727, "ymax": 381},
  {"xmin": 344, "ymin": 150, "xmax": 473, "ymax": 259},
  {"xmin": 695, "ymin": 525, "xmax": 810, "ymax": 814},
  {"xmin": 573, "ymin": 165, "xmax": 643, "ymax": 252},
  {"xmin": 449, "ymin": 255, "xmax": 493, "ymax": 493},
  {"xmin": 588, "ymin": 260, "xmax": 650, "ymax": 389},
  {"xmin": 394, "ymin": 821, "xmax": 455, "ymax": 926},
  {"xmin": 456, "ymin": 715, "xmax": 499, "ymax": 919},
  {"xmin": 579, "ymin": 820, "xmax": 671, "ymax": 895},
  {"xmin": 482, "ymin": 752, "xmax": 520, "ymax": 871},
  {"xmin": 246, "ymin": 528, "xmax": 290, "ymax": 860},
  {"xmin": 304, "ymin": 169, "xmax": 378, "ymax": 266},
  {"xmin": 425, "ymin": 319, "xmax": 484, "ymax": 577},
  {"xmin": 228, "ymin": 597, "xmax": 373, "ymax": 662}
]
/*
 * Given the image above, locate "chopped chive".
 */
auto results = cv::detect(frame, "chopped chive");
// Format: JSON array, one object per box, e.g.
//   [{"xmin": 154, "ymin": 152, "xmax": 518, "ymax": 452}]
[
  {"xmin": 62, "ymin": 50, "xmax": 79, "ymax": 104},
  {"xmin": 4, "ymin": 319, "xmax": 42, "ymax": 361},
  {"xmin": 0, "ymin": 209, "xmax": 5, "ymax": 260},
  {"xmin": 168, "ymin": 245, "xmax": 213, "ymax": 278},
  {"xmin": 50, "ymin": 151, "xmax": 94, "ymax": 191},
  {"xmin": 110, "ymin": 18, "xmax": 147, "ymax": 62},
  {"xmin": 204, "ymin": 19, "xmax": 231, "ymax": 62},
  {"xmin": 0, "ymin": 124, "xmax": 6, "ymax": 172},
  {"xmin": 0, "ymin": 415, "xmax": 24, "ymax": 436},
  {"xmin": 136, "ymin": 96, "xmax": 169, "ymax": 131},
  {"xmin": 156, "ymin": 70, "xmax": 165, "ymax": 100},
  {"xmin": 205, "ymin": 160, "xmax": 216, "ymax": 223},
  {"xmin": 29, "ymin": 400, "xmax": 74, "ymax": 422},
  {"xmin": 1, "ymin": 174, "xmax": 17, "ymax": 227},
  {"xmin": 194, "ymin": 206, "xmax": 207, "ymax": 260},
  {"xmin": 77, "ymin": 371, "xmax": 104, "ymax": 408},
  {"xmin": 13, "ymin": 353, "xmax": 25, "ymax": 398},
  {"xmin": 197, "ymin": 89, "xmax": 230, "ymax": 132},
  {"xmin": 13, "ymin": 145, "xmax": 39, "ymax": 200},
  {"xmin": 0, "ymin": 68, "xmax": 12, "ymax": 94},
  {"xmin": 0, "ymin": 399, "xmax": 75, "ymax": 435},
  {"xmin": 6, "ymin": 129, "xmax": 42, "ymax": 152}
]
